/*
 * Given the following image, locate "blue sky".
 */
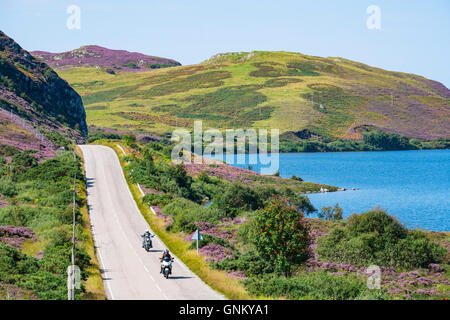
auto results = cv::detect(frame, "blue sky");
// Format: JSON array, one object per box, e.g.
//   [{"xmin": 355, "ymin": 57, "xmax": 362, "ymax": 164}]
[{"xmin": 1, "ymin": 0, "xmax": 449, "ymax": 87}]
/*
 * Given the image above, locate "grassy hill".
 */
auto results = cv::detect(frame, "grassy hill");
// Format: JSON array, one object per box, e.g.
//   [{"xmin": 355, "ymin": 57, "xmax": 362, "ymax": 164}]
[{"xmin": 56, "ymin": 51, "xmax": 450, "ymax": 141}]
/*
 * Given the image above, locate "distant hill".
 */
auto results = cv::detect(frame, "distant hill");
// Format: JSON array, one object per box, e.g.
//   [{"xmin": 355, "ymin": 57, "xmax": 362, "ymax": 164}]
[
  {"xmin": 0, "ymin": 30, "xmax": 87, "ymax": 159},
  {"xmin": 57, "ymin": 50, "xmax": 450, "ymax": 141},
  {"xmin": 32, "ymin": 45, "xmax": 181, "ymax": 74}
]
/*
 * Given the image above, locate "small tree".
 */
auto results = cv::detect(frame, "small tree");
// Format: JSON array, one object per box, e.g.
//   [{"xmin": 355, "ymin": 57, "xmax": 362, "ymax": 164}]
[
  {"xmin": 250, "ymin": 197, "xmax": 310, "ymax": 276},
  {"xmin": 318, "ymin": 203, "xmax": 343, "ymax": 220}
]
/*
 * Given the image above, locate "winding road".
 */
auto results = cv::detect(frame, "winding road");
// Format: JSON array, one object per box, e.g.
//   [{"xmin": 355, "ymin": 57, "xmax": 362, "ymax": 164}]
[{"xmin": 79, "ymin": 145, "xmax": 225, "ymax": 300}]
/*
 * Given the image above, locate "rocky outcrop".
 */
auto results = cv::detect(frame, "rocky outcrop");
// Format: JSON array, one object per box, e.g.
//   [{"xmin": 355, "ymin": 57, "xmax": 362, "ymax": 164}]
[{"xmin": 0, "ymin": 30, "xmax": 87, "ymax": 136}]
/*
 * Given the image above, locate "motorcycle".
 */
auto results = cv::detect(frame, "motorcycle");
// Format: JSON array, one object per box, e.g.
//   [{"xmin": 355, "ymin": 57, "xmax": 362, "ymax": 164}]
[
  {"xmin": 161, "ymin": 256, "xmax": 173, "ymax": 279},
  {"xmin": 142, "ymin": 234, "xmax": 154, "ymax": 252}
]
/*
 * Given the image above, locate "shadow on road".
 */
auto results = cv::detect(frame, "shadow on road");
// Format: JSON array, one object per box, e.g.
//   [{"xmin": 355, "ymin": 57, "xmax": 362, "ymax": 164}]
[
  {"xmin": 86, "ymin": 177, "xmax": 95, "ymax": 188},
  {"xmin": 169, "ymin": 276, "xmax": 193, "ymax": 280}
]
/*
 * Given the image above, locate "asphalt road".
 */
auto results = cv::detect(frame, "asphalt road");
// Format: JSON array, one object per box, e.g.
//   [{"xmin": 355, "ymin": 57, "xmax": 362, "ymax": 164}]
[{"xmin": 79, "ymin": 145, "xmax": 225, "ymax": 300}]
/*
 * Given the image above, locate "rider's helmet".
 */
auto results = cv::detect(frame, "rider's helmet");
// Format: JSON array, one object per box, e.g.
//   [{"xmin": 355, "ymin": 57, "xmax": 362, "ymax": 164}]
[
  {"xmin": 145, "ymin": 229, "xmax": 150, "ymax": 233},
  {"xmin": 164, "ymin": 249, "xmax": 169, "ymax": 254}
]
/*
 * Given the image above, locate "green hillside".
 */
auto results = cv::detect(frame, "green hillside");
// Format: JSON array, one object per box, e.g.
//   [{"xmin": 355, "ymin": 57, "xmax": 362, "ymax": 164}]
[{"xmin": 57, "ymin": 51, "xmax": 450, "ymax": 141}]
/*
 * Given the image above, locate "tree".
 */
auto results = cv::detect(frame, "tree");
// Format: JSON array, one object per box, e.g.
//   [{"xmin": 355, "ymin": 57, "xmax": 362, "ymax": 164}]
[
  {"xmin": 318, "ymin": 203, "xmax": 343, "ymax": 220},
  {"xmin": 250, "ymin": 197, "xmax": 310, "ymax": 276},
  {"xmin": 215, "ymin": 182, "xmax": 261, "ymax": 217}
]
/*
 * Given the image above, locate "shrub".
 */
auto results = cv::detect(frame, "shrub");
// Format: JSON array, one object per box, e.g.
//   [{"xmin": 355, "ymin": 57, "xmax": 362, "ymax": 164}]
[
  {"xmin": 242, "ymin": 271, "xmax": 389, "ymax": 300},
  {"xmin": 317, "ymin": 209, "xmax": 447, "ymax": 269},
  {"xmin": 162, "ymin": 198, "xmax": 225, "ymax": 233},
  {"xmin": 319, "ymin": 203, "xmax": 343, "ymax": 220},
  {"xmin": 395, "ymin": 232, "xmax": 447, "ymax": 269},
  {"xmin": 214, "ymin": 183, "xmax": 262, "ymax": 217},
  {"xmin": 362, "ymin": 130, "xmax": 412, "ymax": 150},
  {"xmin": 212, "ymin": 251, "xmax": 275, "ymax": 276},
  {"xmin": 11, "ymin": 150, "xmax": 37, "ymax": 175},
  {"xmin": 0, "ymin": 176, "xmax": 17, "ymax": 197},
  {"xmin": 143, "ymin": 192, "xmax": 172, "ymax": 207},
  {"xmin": 171, "ymin": 207, "xmax": 225, "ymax": 233},
  {"xmin": 44, "ymin": 131, "xmax": 72, "ymax": 150},
  {"xmin": 249, "ymin": 197, "xmax": 310, "ymax": 276}
]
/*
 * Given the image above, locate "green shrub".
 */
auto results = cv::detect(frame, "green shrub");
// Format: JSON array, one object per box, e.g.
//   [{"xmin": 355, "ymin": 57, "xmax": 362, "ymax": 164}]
[
  {"xmin": 44, "ymin": 131, "xmax": 72, "ymax": 150},
  {"xmin": 237, "ymin": 222, "xmax": 253, "ymax": 246},
  {"xmin": 11, "ymin": 150, "xmax": 37, "ymax": 175},
  {"xmin": 214, "ymin": 183, "xmax": 262, "ymax": 217},
  {"xmin": 395, "ymin": 232, "xmax": 447, "ymax": 269},
  {"xmin": 317, "ymin": 209, "xmax": 447, "ymax": 269},
  {"xmin": 362, "ymin": 130, "xmax": 412, "ymax": 150},
  {"xmin": 143, "ymin": 192, "xmax": 173, "ymax": 207},
  {"xmin": 212, "ymin": 251, "xmax": 275, "ymax": 276},
  {"xmin": 162, "ymin": 197, "xmax": 225, "ymax": 233},
  {"xmin": 319, "ymin": 203, "xmax": 343, "ymax": 220},
  {"xmin": 0, "ymin": 176, "xmax": 17, "ymax": 197},
  {"xmin": 171, "ymin": 206, "xmax": 225, "ymax": 233},
  {"xmin": 242, "ymin": 271, "xmax": 390, "ymax": 300}
]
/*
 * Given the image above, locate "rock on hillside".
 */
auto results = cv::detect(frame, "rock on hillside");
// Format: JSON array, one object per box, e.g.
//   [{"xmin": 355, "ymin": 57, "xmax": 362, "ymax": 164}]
[{"xmin": 32, "ymin": 45, "xmax": 181, "ymax": 73}]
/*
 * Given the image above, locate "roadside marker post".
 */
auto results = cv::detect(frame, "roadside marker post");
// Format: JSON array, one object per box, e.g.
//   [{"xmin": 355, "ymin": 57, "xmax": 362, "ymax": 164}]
[{"xmin": 191, "ymin": 229, "xmax": 203, "ymax": 254}]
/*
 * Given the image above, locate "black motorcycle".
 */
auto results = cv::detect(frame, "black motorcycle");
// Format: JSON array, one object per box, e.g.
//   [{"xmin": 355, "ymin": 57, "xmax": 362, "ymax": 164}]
[{"xmin": 142, "ymin": 234, "xmax": 154, "ymax": 252}]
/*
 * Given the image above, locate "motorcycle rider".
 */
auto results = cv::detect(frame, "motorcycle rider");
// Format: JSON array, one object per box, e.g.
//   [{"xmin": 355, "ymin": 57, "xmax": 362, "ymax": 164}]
[
  {"xmin": 160, "ymin": 249, "xmax": 174, "ymax": 273},
  {"xmin": 141, "ymin": 229, "xmax": 152, "ymax": 248}
]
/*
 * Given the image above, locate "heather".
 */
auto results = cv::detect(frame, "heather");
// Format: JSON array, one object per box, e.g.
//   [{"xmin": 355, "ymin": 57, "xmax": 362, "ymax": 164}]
[
  {"xmin": 0, "ymin": 150, "xmax": 92, "ymax": 299},
  {"xmin": 32, "ymin": 45, "xmax": 181, "ymax": 74}
]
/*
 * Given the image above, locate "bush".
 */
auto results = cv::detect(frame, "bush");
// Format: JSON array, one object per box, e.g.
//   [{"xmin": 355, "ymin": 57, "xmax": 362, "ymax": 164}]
[
  {"xmin": 318, "ymin": 203, "xmax": 343, "ymax": 220},
  {"xmin": 249, "ymin": 197, "xmax": 310, "ymax": 276},
  {"xmin": 395, "ymin": 232, "xmax": 447, "ymax": 269},
  {"xmin": 142, "ymin": 192, "xmax": 172, "ymax": 207},
  {"xmin": 214, "ymin": 183, "xmax": 262, "ymax": 217},
  {"xmin": 162, "ymin": 198, "xmax": 225, "ymax": 233},
  {"xmin": 362, "ymin": 130, "xmax": 412, "ymax": 150},
  {"xmin": 212, "ymin": 251, "xmax": 275, "ymax": 276},
  {"xmin": 317, "ymin": 209, "xmax": 446, "ymax": 269},
  {"xmin": 171, "ymin": 207, "xmax": 225, "ymax": 233},
  {"xmin": 0, "ymin": 176, "xmax": 17, "ymax": 197},
  {"xmin": 242, "ymin": 271, "xmax": 390, "ymax": 300},
  {"xmin": 44, "ymin": 131, "xmax": 72, "ymax": 150},
  {"xmin": 11, "ymin": 151, "xmax": 37, "ymax": 175}
]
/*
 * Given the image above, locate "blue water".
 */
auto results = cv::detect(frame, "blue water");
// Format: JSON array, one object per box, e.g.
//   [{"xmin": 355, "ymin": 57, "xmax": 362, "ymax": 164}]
[{"xmin": 209, "ymin": 150, "xmax": 450, "ymax": 231}]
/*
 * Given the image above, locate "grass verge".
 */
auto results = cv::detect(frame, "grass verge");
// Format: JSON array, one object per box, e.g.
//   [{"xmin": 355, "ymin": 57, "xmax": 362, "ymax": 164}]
[{"xmin": 75, "ymin": 146, "xmax": 106, "ymax": 300}]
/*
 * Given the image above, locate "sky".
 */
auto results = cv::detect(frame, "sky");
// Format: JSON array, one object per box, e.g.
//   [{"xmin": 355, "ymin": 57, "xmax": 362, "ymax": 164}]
[{"xmin": 1, "ymin": 0, "xmax": 449, "ymax": 87}]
